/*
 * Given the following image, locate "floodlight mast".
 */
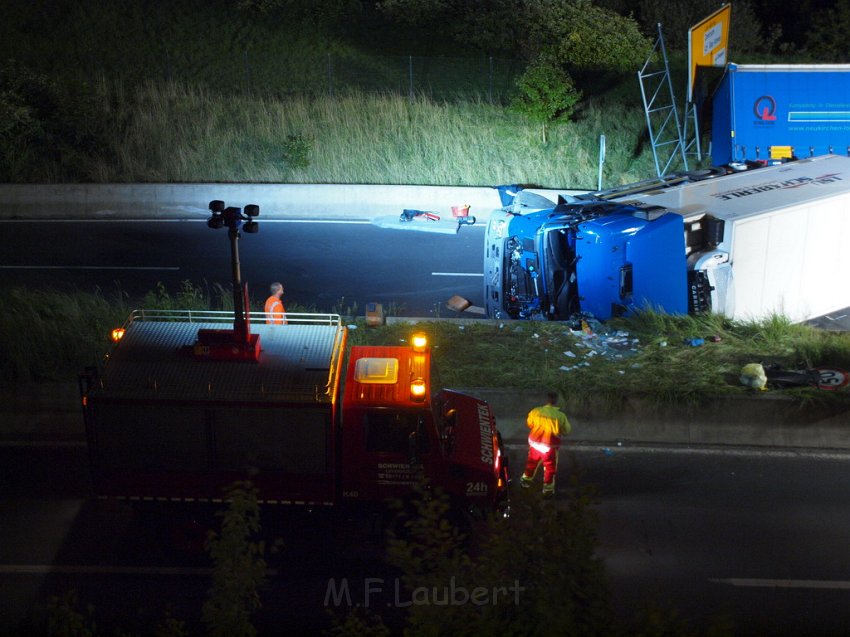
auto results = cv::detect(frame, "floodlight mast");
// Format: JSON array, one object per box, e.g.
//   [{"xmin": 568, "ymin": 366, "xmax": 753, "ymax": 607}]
[{"xmin": 193, "ymin": 200, "xmax": 262, "ymax": 362}]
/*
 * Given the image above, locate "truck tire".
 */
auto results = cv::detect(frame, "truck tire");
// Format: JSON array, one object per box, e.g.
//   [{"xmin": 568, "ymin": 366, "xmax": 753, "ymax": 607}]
[{"xmin": 132, "ymin": 501, "xmax": 214, "ymax": 565}]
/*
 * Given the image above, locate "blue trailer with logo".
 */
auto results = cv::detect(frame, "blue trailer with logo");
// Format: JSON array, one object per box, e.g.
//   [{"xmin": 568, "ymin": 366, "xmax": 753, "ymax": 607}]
[{"xmin": 709, "ymin": 64, "xmax": 850, "ymax": 165}]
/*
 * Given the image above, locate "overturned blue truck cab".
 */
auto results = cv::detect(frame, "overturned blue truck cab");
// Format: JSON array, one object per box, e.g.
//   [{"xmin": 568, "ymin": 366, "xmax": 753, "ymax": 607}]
[{"xmin": 484, "ymin": 155, "xmax": 850, "ymax": 324}]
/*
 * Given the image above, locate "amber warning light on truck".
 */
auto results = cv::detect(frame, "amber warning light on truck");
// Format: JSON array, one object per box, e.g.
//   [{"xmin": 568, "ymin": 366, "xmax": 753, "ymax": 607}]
[{"xmin": 411, "ymin": 332, "xmax": 428, "ymax": 352}]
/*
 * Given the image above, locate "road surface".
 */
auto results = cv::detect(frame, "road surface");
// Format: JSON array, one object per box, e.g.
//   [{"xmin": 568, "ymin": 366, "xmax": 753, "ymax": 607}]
[{"xmin": 3, "ymin": 442, "xmax": 850, "ymax": 635}]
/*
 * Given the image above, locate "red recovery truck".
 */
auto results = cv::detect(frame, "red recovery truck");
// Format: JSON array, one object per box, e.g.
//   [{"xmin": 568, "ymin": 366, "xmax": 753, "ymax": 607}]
[{"xmin": 79, "ymin": 310, "xmax": 510, "ymax": 514}]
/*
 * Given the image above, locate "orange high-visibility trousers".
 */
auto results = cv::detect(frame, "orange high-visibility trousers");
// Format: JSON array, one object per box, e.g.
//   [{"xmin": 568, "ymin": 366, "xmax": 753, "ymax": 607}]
[{"xmin": 522, "ymin": 439, "xmax": 559, "ymax": 487}]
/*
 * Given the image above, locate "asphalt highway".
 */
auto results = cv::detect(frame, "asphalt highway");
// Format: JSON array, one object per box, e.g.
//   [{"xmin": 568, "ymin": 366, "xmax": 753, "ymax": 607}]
[{"xmin": 3, "ymin": 442, "xmax": 850, "ymax": 635}]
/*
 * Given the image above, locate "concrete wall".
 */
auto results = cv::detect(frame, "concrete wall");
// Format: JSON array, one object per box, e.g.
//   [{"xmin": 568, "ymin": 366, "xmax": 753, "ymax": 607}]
[
  {"xmin": 0, "ymin": 183, "xmax": 587, "ymax": 221},
  {"xmin": 462, "ymin": 388, "xmax": 850, "ymax": 449},
  {"xmin": 4, "ymin": 381, "xmax": 849, "ymax": 450}
]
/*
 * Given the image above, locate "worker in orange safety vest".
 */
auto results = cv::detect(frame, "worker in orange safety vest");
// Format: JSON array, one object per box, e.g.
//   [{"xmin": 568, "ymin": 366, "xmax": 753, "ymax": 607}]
[
  {"xmin": 520, "ymin": 391, "xmax": 571, "ymax": 496},
  {"xmin": 264, "ymin": 282, "xmax": 286, "ymax": 324}
]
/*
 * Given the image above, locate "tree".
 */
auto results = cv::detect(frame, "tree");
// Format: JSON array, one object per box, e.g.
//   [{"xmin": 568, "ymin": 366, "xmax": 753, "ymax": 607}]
[
  {"xmin": 378, "ymin": 0, "xmax": 651, "ymax": 68},
  {"xmin": 0, "ymin": 60, "xmax": 114, "ymax": 182},
  {"xmin": 521, "ymin": 0, "xmax": 651, "ymax": 73},
  {"xmin": 202, "ymin": 481, "xmax": 269, "ymax": 637},
  {"xmin": 806, "ymin": 0, "xmax": 850, "ymax": 62},
  {"xmin": 377, "ymin": 0, "xmax": 651, "ymax": 132},
  {"xmin": 512, "ymin": 59, "xmax": 582, "ymax": 143},
  {"xmin": 631, "ymin": 0, "xmax": 779, "ymax": 55},
  {"xmin": 385, "ymin": 480, "xmax": 611, "ymax": 636}
]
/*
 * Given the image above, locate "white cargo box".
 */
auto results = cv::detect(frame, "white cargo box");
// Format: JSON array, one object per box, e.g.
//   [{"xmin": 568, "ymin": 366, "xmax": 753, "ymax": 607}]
[{"xmin": 616, "ymin": 155, "xmax": 850, "ymax": 322}]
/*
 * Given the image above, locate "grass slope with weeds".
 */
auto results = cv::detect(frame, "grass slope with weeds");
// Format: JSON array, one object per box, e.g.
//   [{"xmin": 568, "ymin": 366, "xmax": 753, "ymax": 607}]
[
  {"xmin": 351, "ymin": 312, "xmax": 850, "ymax": 412},
  {"xmin": 88, "ymin": 82, "xmax": 652, "ymax": 188},
  {"xmin": 3, "ymin": 284, "xmax": 848, "ymax": 412}
]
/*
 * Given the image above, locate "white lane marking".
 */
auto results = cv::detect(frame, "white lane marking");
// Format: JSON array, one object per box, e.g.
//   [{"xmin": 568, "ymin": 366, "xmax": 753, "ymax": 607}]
[
  {"xmin": 503, "ymin": 442, "xmax": 850, "ymax": 460},
  {"xmin": 431, "ymin": 272, "xmax": 483, "ymax": 277},
  {"xmin": 0, "ymin": 265, "xmax": 179, "ymax": 271},
  {"xmin": 0, "ymin": 564, "xmax": 280, "ymax": 577},
  {"xmin": 4, "ymin": 218, "xmax": 372, "ymax": 224},
  {"xmin": 0, "ymin": 440, "xmax": 86, "ymax": 448},
  {"xmin": 710, "ymin": 578, "xmax": 850, "ymax": 590}
]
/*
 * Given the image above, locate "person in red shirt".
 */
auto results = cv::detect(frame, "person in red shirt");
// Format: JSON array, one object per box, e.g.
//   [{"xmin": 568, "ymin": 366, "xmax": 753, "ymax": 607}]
[
  {"xmin": 520, "ymin": 391, "xmax": 571, "ymax": 496},
  {"xmin": 264, "ymin": 282, "xmax": 286, "ymax": 324}
]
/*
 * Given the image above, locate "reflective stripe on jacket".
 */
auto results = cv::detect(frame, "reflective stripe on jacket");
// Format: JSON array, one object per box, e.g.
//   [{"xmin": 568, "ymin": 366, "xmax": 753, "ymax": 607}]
[
  {"xmin": 527, "ymin": 404, "xmax": 570, "ymax": 449},
  {"xmin": 264, "ymin": 296, "xmax": 285, "ymax": 324}
]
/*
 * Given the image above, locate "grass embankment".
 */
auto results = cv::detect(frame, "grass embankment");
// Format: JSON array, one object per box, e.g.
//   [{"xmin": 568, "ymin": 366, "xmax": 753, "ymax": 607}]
[
  {"xmin": 3, "ymin": 285, "xmax": 849, "ymax": 412},
  {"xmin": 30, "ymin": 80, "xmax": 655, "ymax": 188},
  {"xmin": 1, "ymin": 0, "xmax": 658, "ymax": 187}
]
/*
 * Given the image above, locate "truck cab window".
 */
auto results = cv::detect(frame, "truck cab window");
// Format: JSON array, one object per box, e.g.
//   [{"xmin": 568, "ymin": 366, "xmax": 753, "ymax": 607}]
[{"xmin": 364, "ymin": 410, "xmax": 423, "ymax": 454}]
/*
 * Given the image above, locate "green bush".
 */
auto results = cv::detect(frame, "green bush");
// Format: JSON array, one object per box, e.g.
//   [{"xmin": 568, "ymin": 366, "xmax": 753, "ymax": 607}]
[
  {"xmin": 511, "ymin": 60, "xmax": 582, "ymax": 143},
  {"xmin": 0, "ymin": 60, "xmax": 117, "ymax": 182}
]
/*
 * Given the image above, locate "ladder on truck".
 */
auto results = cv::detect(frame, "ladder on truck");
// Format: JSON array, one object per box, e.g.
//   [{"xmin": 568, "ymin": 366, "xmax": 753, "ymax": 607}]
[{"xmin": 638, "ymin": 23, "xmax": 688, "ymax": 177}]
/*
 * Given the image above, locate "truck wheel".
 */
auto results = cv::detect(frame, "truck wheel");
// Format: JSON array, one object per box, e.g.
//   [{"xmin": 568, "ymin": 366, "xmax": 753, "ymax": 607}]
[
  {"xmin": 133, "ymin": 502, "xmax": 214, "ymax": 564},
  {"xmin": 684, "ymin": 167, "xmax": 726, "ymax": 181}
]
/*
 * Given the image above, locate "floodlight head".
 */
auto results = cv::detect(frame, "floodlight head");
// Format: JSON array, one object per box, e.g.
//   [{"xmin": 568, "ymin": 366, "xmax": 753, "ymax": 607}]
[
  {"xmin": 209, "ymin": 200, "xmax": 225, "ymax": 213},
  {"xmin": 244, "ymin": 204, "xmax": 259, "ymax": 217},
  {"xmin": 244, "ymin": 221, "xmax": 259, "ymax": 233},
  {"xmin": 207, "ymin": 216, "xmax": 224, "ymax": 229},
  {"xmin": 222, "ymin": 207, "xmax": 242, "ymax": 229}
]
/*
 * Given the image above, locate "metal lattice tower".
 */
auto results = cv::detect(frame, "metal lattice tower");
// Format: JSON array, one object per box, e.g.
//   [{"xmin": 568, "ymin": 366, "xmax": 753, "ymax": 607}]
[{"xmin": 638, "ymin": 24, "xmax": 688, "ymax": 176}]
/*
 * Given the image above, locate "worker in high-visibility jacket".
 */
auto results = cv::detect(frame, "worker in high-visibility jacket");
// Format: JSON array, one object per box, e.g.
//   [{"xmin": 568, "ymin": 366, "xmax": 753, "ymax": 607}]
[
  {"xmin": 520, "ymin": 391, "xmax": 571, "ymax": 496},
  {"xmin": 264, "ymin": 281, "xmax": 286, "ymax": 325}
]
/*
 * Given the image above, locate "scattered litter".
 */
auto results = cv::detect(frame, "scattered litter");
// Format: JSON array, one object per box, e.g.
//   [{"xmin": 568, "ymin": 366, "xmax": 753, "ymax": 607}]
[
  {"xmin": 659, "ymin": 341, "xmax": 667, "ymax": 347},
  {"xmin": 763, "ymin": 364, "xmax": 848, "ymax": 390},
  {"xmin": 602, "ymin": 448, "xmax": 614, "ymax": 457},
  {"xmin": 400, "ymin": 209, "xmax": 440, "ymax": 222},
  {"xmin": 618, "ymin": 370, "xmax": 625, "ymax": 374},
  {"xmin": 684, "ymin": 337, "xmax": 705, "ymax": 347},
  {"xmin": 446, "ymin": 295, "xmax": 471, "ymax": 312},
  {"xmin": 347, "ymin": 324, "xmax": 358, "ymax": 330},
  {"xmin": 740, "ymin": 363, "xmax": 768, "ymax": 390},
  {"xmin": 458, "ymin": 325, "xmax": 465, "ymax": 330},
  {"xmin": 556, "ymin": 318, "xmax": 645, "ymax": 369},
  {"xmin": 709, "ymin": 335, "xmax": 722, "ymax": 343}
]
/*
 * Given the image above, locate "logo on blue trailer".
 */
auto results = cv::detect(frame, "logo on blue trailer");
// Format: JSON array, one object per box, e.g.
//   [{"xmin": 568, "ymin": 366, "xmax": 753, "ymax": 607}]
[{"xmin": 753, "ymin": 95, "xmax": 777, "ymax": 123}]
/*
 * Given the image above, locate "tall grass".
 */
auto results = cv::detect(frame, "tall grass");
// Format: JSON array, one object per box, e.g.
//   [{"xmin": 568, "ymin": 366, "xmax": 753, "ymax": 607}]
[
  {"xmin": 0, "ymin": 287, "xmax": 131, "ymax": 382},
  {"xmin": 84, "ymin": 80, "xmax": 654, "ymax": 188},
  {"xmin": 3, "ymin": 284, "xmax": 849, "ymax": 410},
  {"xmin": 351, "ymin": 312, "xmax": 850, "ymax": 411}
]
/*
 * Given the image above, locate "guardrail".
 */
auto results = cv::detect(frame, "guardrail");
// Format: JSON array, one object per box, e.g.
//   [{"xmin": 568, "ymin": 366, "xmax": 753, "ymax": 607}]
[{"xmin": 124, "ymin": 309, "xmax": 343, "ymax": 327}]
